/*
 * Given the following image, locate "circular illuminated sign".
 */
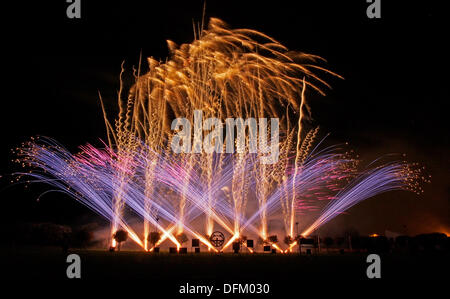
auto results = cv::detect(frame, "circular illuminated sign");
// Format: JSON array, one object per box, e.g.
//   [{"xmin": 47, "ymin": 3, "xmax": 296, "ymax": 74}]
[{"xmin": 209, "ymin": 231, "xmax": 225, "ymax": 247}]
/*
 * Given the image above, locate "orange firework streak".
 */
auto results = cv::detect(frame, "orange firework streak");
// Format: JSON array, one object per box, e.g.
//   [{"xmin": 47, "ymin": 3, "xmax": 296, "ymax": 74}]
[
  {"xmin": 290, "ymin": 79, "xmax": 307, "ymax": 238},
  {"xmin": 271, "ymin": 243, "xmax": 284, "ymax": 253},
  {"xmin": 190, "ymin": 231, "xmax": 219, "ymax": 252},
  {"xmin": 242, "ymin": 242, "xmax": 254, "ymax": 253},
  {"xmin": 148, "ymin": 225, "xmax": 180, "ymax": 250},
  {"xmin": 148, "ymin": 224, "xmax": 219, "ymax": 252},
  {"xmin": 111, "ymin": 223, "xmax": 145, "ymax": 249},
  {"xmin": 284, "ymin": 241, "xmax": 298, "ymax": 253},
  {"xmin": 221, "ymin": 233, "xmax": 239, "ymax": 251},
  {"xmin": 127, "ymin": 229, "xmax": 145, "ymax": 248}
]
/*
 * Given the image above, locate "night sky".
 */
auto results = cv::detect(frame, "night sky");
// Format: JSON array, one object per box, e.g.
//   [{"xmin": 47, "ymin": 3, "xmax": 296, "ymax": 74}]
[{"xmin": 1, "ymin": 1, "xmax": 448, "ymax": 236}]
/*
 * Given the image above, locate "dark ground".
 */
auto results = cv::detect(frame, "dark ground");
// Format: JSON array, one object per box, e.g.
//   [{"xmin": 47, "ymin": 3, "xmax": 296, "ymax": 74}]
[{"xmin": 2, "ymin": 247, "xmax": 448, "ymax": 282}]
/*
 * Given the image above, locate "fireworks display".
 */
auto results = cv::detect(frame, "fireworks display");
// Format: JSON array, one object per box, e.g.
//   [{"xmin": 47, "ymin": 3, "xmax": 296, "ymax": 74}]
[{"xmin": 14, "ymin": 18, "xmax": 428, "ymax": 252}]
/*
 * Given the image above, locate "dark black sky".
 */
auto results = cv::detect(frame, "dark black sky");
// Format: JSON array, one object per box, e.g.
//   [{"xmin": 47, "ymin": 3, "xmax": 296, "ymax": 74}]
[{"xmin": 1, "ymin": 1, "xmax": 448, "ymax": 235}]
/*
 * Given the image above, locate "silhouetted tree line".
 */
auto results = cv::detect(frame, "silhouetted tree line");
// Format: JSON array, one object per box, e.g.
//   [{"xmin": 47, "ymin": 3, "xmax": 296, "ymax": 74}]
[
  {"xmin": 3, "ymin": 222, "xmax": 448, "ymax": 254},
  {"xmin": 3, "ymin": 222, "xmax": 99, "ymax": 250},
  {"xmin": 315, "ymin": 233, "xmax": 449, "ymax": 253}
]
